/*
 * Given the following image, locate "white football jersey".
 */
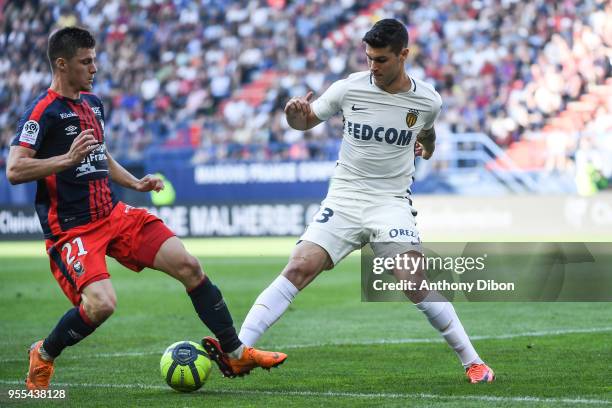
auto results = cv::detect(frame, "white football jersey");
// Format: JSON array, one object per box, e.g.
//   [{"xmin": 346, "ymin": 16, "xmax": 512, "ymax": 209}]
[{"xmin": 312, "ymin": 71, "xmax": 442, "ymax": 199}]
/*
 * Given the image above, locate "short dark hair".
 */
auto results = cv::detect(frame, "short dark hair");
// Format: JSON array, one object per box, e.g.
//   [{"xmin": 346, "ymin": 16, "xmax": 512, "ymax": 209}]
[
  {"xmin": 47, "ymin": 27, "xmax": 96, "ymax": 71},
  {"xmin": 362, "ymin": 19, "xmax": 408, "ymax": 55}
]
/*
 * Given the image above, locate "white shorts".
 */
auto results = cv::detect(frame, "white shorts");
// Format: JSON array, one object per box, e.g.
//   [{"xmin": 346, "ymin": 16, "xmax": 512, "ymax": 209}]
[{"xmin": 300, "ymin": 196, "xmax": 421, "ymax": 265}]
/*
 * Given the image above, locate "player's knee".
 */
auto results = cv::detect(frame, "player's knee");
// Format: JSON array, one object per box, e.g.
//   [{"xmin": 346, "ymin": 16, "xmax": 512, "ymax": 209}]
[
  {"xmin": 95, "ymin": 299, "xmax": 116, "ymax": 321},
  {"xmin": 283, "ymin": 260, "xmax": 318, "ymax": 290},
  {"xmin": 85, "ymin": 295, "xmax": 116, "ymax": 324},
  {"xmin": 176, "ymin": 254, "xmax": 204, "ymax": 287}
]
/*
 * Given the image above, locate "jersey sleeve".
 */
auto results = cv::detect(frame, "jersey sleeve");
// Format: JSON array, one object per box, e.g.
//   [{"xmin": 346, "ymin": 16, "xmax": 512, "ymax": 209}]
[
  {"xmin": 311, "ymin": 78, "xmax": 348, "ymax": 121},
  {"xmin": 11, "ymin": 101, "xmax": 50, "ymax": 151},
  {"xmin": 422, "ymin": 91, "xmax": 442, "ymax": 130}
]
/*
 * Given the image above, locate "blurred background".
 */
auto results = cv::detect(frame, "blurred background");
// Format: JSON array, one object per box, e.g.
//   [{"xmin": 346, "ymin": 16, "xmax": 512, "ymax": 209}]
[{"xmin": 1, "ymin": 0, "xmax": 612, "ymax": 240}]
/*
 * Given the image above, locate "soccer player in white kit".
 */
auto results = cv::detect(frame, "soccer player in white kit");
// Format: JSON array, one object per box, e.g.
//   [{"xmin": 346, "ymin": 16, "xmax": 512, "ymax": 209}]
[{"xmin": 205, "ymin": 18, "xmax": 495, "ymax": 383}]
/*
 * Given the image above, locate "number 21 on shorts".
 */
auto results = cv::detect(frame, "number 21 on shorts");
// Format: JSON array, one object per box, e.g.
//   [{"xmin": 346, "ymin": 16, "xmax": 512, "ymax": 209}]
[
  {"xmin": 61, "ymin": 237, "xmax": 88, "ymax": 265},
  {"xmin": 315, "ymin": 207, "xmax": 334, "ymax": 223}
]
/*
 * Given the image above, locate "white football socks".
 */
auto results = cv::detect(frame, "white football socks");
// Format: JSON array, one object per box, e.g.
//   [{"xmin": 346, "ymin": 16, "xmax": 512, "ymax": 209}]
[
  {"xmin": 415, "ymin": 295, "xmax": 483, "ymax": 368},
  {"xmin": 239, "ymin": 275, "xmax": 299, "ymax": 347}
]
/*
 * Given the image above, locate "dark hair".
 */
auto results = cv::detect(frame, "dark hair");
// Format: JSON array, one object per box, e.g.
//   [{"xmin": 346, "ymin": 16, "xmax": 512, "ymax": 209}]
[
  {"xmin": 47, "ymin": 27, "xmax": 96, "ymax": 71},
  {"xmin": 362, "ymin": 19, "xmax": 408, "ymax": 55}
]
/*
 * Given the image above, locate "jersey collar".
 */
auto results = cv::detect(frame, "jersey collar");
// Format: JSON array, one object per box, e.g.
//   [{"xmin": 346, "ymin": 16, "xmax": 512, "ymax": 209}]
[
  {"xmin": 48, "ymin": 88, "xmax": 83, "ymax": 103},
  {"xmin": 369, "ymin": 74, "xmax": 416, "ymax": 94}
]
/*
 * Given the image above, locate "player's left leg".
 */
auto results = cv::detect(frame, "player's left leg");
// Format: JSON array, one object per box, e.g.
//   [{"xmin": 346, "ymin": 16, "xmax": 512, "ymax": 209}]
[
  {"xmin": 107, "ymin": 204, "xmax": 286, "ymax": 377},
  {"xmin": 368, "ymin": 200, "xmax": 494, "ymax": 383},
  {"xmin": 151, "ymin": 235, "xmax": 286, "ymax": 377},
  {"xmin": 151, "ymin": 235, "xmax": 242, "ymax": 353},
  {"xmin": 106, "ymin": 205, "xmax": 242, "ymax": 353},
  {"xmin": 392, "ymin": 251, "xmax": 495, "ymax": 383}
]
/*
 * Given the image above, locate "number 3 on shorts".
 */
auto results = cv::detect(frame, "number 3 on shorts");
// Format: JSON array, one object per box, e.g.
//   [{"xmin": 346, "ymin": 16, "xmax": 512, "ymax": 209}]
[
  {"xmin": 315, "ymin": 207, "xmax": 334, "ymax": 223},
  {"xmin": 61, "ymin": 237, "xmax": 88, "ymax": 265}
]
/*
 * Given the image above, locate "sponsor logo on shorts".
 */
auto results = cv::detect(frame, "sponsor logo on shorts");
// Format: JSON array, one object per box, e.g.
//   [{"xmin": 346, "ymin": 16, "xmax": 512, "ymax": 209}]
[
  {"xmin": 19, "ymin": 120, "xmax": 39, "ymax": 145},
  {"xmin": 389, "ymin": 228, "xmax": 419, "ymax": 239},
  {"xmin": 73, "ymin": 260, "xmax": 85, "ymax": 276}
]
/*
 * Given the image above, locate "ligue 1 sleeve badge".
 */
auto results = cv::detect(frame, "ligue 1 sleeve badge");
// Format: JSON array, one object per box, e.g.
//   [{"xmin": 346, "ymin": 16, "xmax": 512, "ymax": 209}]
[{"xmin": 405, "ymin": 109, "xmax": 420, "ymax": 128}]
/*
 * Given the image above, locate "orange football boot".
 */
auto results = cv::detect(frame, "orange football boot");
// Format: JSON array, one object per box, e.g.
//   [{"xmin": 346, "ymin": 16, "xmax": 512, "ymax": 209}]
[
  {"xmin": 466, "ymin": 363, "xmax": 495, "ymax": 383},
  {"xmin": 202, "ymin": 336, "xmax": 287, "ymax": 378},
  {"xmin": 25, "ymin": 340, "xmax": 55, "ymax": 390}
]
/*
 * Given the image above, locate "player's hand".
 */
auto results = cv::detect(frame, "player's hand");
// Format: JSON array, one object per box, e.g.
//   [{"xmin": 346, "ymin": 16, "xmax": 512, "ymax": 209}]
[
  {"xmin": 135, "ymin": 174, "xmax": 164, "ymax": 192},
  {"xmin": 415, "ymin": 141, "xmax": 433, "ymax": 160},
  {"xmin": 284, "ymin": 91, "xmax": 314, "ymax": 118},
  {"xmin": 66, "ymin": 129, "xmax": 98, "ymax": 165},
  {"xmin": 415, "ymin": 142, "xmax": 423, "ymax": 157}
]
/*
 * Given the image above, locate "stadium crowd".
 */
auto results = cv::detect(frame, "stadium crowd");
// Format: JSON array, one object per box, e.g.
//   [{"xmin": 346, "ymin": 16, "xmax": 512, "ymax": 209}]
[{"xmin": 0, "ymin": 0, "xmax": 611, "ymax": 170}]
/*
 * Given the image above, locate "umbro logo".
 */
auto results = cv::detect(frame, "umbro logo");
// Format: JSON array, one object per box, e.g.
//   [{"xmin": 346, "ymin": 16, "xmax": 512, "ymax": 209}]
[
  {"xmin": 351, "ymin": 105, "xmax": 367, "ymax": 111},
  {"xmin": 65, "ymin": 125, "xmax": 78, "ymax": 136}
]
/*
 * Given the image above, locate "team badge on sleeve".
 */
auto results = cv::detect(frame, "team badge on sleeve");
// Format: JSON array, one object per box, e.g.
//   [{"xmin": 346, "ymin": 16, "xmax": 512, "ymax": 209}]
[
  {"xmin": 405, "ymin": 110, "xmax": 420, "ymax": 128},
  {"xmin": 20, "ymin": 120, "xmax": 40, "ymax": 144},
  {"xmin": 73, "ymin": 260, "xmax": 85, "ymax": 276}
]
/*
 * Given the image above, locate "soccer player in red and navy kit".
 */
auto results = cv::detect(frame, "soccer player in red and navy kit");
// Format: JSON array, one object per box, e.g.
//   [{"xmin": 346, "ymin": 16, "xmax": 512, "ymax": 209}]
[{"xmin": 7, "ymin": 27, "xmax": 286, "ymax": 390}]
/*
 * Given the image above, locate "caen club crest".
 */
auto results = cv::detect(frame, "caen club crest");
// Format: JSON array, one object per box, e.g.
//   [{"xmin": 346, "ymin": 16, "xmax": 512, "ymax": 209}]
[
  {"xmin": 73, "ymin": 260, "xmax": 85, "ymax": 276},
  {"xmin": 406, "ymin": 109, "xmax": 420, "ymax": 128}
]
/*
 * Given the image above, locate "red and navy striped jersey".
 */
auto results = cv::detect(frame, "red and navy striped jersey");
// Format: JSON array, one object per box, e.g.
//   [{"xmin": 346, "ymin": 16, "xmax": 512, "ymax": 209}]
[{"xmin": 11, "ymin": 89, "xmax": 118, "ymax": 240}]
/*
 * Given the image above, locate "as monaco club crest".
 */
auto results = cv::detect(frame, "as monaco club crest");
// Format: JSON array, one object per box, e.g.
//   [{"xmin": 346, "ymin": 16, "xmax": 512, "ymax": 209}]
[{"xmin": 406, "ymin": 109, "xmax": 420, "ymax": 128}]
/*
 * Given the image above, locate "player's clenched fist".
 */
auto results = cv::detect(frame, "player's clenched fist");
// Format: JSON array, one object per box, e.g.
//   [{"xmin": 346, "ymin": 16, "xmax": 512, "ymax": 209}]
[
  {"xmin": 66, "ymin": 129, "xmax": 98, "ymax": 165},
  {"xmin": 284, "ymin": 91, "xmax": 314, "ymax": 117}
]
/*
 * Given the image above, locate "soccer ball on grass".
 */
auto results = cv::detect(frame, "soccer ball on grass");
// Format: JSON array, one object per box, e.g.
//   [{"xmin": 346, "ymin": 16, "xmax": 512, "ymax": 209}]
[{"xmin": 160, "ymin": 341, "xmax": 212, "ymax": 392}]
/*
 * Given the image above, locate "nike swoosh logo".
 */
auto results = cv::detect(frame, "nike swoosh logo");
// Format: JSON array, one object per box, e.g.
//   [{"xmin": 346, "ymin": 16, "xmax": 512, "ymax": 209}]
[{"xmin": 351, "ymin": 105, "xmax": 367, "ymax": 111}]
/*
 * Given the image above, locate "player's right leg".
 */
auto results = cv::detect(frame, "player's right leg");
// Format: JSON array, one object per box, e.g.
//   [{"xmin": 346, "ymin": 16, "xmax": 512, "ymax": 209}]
[
  {"xmin": 236, "ymin": 240, "xmax": 332, "ymax": 349},
  {"xmin": 238, "ymin": 200, "xmax": 360, "ymax": 349},
  {"xmin": 202, "ymin": 241, "xmax": 331, "ymax": 377},
  {"xmin": 27, "ymin": 280, "xmax": 115, "ymax": 390},
  {"xmin": 27, "ymin": 231, "xmax": 113, "ymax": 390}
]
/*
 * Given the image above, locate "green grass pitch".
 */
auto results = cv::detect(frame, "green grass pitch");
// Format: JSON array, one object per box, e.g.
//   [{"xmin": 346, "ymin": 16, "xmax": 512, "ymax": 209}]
[{"xmin": 0, "ymin": 237, "xmax": 611, "ymax": 407}]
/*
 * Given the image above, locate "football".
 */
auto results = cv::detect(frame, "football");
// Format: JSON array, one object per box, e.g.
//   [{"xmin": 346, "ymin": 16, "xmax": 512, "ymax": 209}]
[{"xmin": 160, "ymin": 341, "xmax": 212, "ymax": 392}]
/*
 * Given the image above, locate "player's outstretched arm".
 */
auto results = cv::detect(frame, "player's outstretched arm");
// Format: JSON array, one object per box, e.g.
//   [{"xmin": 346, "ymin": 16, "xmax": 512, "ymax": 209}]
[
  {"xmin": 416, "ymin": 127, "xmax": 436, "ymax": 160},
  {"xmin": 6, "ymin": 129, "xmax": 98, "ymax": 184},
  {"xmin": 284, "ymin": 91, "xmax": 323, "ymax": 130},
  {"xmin": 107, "ymin": 152, "xmax": 164, "ymax": 192}
]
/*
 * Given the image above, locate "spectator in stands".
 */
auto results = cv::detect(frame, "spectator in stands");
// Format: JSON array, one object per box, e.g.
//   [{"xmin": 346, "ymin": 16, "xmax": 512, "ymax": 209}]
[{"xmin": 1, "ymin": 0, "xmax": 610, "ymax": 172}]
